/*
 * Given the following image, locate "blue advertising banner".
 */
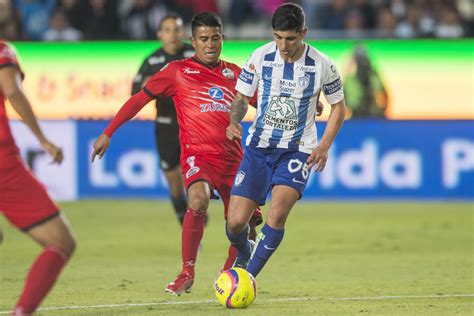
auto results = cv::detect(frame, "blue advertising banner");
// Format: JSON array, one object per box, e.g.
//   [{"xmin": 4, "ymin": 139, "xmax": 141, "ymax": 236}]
[
  {"xmin": 77, "ymin": 120, "xmax": 473, "ymax": 200},
  {"xmin": 77, "ymin": 120, "xmax": 168, "ymax": 198}
]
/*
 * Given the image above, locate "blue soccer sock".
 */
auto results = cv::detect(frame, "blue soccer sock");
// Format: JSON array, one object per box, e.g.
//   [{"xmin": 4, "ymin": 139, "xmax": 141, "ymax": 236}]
[
  {"xmin": 226, "ymin": 224, "xmax": 252, "ymax": 260},
  {"xmin": 247, "ymin": 223, "xmax": 284, "ymax": 277}
]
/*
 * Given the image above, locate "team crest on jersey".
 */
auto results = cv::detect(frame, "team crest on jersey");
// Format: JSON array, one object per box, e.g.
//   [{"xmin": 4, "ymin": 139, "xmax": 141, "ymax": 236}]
[
  {"xmin": 298, "ymin": 75, "xmax": 310, "ymax": 89},
  {"xmin": 221, "ymin": 68, "xmax": 235, "ymax": 80},
  {"xmin": 264, "ymin": 96, "xmax": 298, "ymax": 131},
  {"xmin": 234, "ymin": 171, "xmax": 246, "ymax": 187},
  {"xmin": 185, "ymin": 156, "xmax": 200, "ymax": 179}
]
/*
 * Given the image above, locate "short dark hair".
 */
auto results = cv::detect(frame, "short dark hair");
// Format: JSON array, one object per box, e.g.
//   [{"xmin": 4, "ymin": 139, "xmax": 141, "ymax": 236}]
[
  {"xmin": 191, "ymin": 12, "xmax": 223, "ymax": 35},
  {"xmin": 158, "ymin": 15, "xmax": 183, "ymax": 31},
  {"xmin": 272, "ymin": 3, "xmax": 305, "ymax": 32}
]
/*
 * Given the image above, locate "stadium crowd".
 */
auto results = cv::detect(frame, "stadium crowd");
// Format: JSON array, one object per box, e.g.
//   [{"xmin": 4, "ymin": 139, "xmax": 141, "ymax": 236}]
[{"xmin": 0, "ymin": 0, "xmax": 471, "ymax": 40}]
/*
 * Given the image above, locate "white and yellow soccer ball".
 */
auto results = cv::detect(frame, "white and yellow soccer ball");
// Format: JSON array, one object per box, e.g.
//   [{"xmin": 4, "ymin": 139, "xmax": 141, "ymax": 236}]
[{"xmin": 214, "ymin": 268, "xmax": 257, "ymax": 308}]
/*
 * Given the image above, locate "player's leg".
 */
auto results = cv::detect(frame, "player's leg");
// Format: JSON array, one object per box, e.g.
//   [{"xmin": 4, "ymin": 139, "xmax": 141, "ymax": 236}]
[
  {"xmin": 14, "ymin": 215, "xmax": 76, "ymax": 315},
  {"xmin": 247, "ymin": 150, "xmax": 310, "ymax": 277},
  {"xmin": 2, "ymin": 163, "xmax": 76, "ymax": 315},
  {"xmin": 247, "ymin": 185, "xmax": 298, "ymax": 277},
  {"xmin": 165, "ymin": 180, "xmax": 211, "ymax": 295},
  {"xmin": 226, "ymin": 147, "xmax": 271, "ymax": 266}
]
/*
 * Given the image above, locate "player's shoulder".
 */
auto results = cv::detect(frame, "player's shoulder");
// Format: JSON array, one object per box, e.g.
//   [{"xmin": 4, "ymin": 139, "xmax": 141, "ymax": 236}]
[
  {"xmin": 252, "ymin": 42, "xmax": 277, "ymax": 60},
  {"xmin": 145, "ymin": 47, "xmax": 167, "ymax": 66},
  {"xmin": 305, "ymin": 44, "xmax": 333, "ymax": 66}
]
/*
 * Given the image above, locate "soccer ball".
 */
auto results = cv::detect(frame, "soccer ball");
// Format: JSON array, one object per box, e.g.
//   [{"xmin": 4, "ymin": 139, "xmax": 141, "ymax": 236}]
[{"xmin": 214, "ymin": 268, "xmax": 257, "ymax": 308}]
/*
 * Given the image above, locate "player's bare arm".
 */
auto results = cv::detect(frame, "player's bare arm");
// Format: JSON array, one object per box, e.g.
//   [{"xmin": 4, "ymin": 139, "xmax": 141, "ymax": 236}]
[
  {"xmin": 307, "ymin": 99, "xmax": 346, "ymax": 172},
  {"xmin": 227, "ymin": 92, "xmax": 250, "ymax": 140},
  {"xmin": 0, "ymin": 66, "xmax": 63, "ymax": 164}
]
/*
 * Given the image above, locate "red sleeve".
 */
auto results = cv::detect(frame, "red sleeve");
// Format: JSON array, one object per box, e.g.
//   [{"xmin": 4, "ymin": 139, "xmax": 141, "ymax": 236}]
[
  {"xmin": 103, "ymin": 90, "xmax": 152, "ymax": 137},
  {"xmin": 0, "ymin": 42, "xmax": 24, "ymax": 77},
  {"xmin": 143, "ymin": 61, "xmax": 177, "ymax": 98}
]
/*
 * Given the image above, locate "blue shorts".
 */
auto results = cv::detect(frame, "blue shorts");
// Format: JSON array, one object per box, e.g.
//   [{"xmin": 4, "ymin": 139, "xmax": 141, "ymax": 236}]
[{"xmin": 231, "ymin": 146, "xmax": 311, "ymax": 205}]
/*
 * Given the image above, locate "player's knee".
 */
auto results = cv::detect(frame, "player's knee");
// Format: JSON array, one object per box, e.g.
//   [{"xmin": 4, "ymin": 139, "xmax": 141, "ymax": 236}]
[
  {"xmin": 187, "ymin": 195, "xmax": 209, "ymax": 212},
  {"xmin": 226, "ymin": 216, "xmax": 246, "ymax": 234}
]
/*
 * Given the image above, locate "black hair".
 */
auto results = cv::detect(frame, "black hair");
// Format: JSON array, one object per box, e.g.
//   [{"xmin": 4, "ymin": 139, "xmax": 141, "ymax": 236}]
[
  {"xmin": 191, "ymin": 12, "xmax": 223, "ymax": 35},
  {"xmin": 158, "ymin": 15, "xmax": 183, "ymax": 31},
  {"xmin": 271, "ymin": 3, "xmax": 305, "ymax": 32}
]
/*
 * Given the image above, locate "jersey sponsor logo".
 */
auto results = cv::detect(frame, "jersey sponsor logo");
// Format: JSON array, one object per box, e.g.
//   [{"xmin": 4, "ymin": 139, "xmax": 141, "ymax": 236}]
[
  {"xmin": 148, "ymin": 56, "xmax": 165, "ymax": 65},
  {"xmin": 238, "ymin": 68, "xmax": 254, "ymax": 84},
  {"xmin": 208, "ymin": 87, "xmax": 224, "ymax": 100},
  {"xmin": 185, "ymin": 156, "xmax": 200, "ymax": 179},
  {"xmin": 234, "ymin": 171, "xmax": 245, "ymax": 187},
  {"xmin": 183, "ymin": 67, "xmax": 200, "ymax": 74},
  {"xmin": 200, "ymin": 102, "xmax": 231, "ymax": 113},
  {"xmin": 263, "ymin": 61, "xmax": 283, "ymax": 68},
  {"xmin": 298, "ymin": 75, "xmax": 310, "ymax": 89},
  {"xmin": 221, "ymin": 68, "xmax": 235, "ymax": 80},
  {"xmin": 279, "ymin": 79, "xmax": 297, "ymax": 94},
  {"xmin": 298, "ymin": 65, "xmax": 316, "ymax": 72},
  {"xmin": 330, "ymin": 64, "xmax": 337, "ymax": 73},
  {"xmin": 264, "ymin": 96, "xmax": 298, "ymax": 131},
  {"xmin": 323, "ymin": 78, "xmax": 342, "ymax": 95}
]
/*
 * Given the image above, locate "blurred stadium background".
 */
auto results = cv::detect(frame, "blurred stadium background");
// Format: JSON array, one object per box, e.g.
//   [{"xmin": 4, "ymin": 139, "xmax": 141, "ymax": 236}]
[{"xmin": 0, "ymin": 0, "xmax": 473, "ymax": 314}]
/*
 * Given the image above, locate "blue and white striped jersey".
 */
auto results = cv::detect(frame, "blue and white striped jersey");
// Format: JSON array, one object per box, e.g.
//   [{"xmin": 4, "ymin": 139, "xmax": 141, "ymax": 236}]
[{"xmin": 236, "ymin": 42, "xmax": 344, "ymax": 154}]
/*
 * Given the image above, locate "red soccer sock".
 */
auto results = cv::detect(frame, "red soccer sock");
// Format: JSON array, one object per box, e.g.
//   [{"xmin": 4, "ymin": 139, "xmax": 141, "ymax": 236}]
[
  {"xmin": 223, "ymin": 245, "xmax": 238, "ymax": 271},
  {"xmin": 181, "ymin": 208, "xmax": 206, "ymax": 276},
  {"xmin": 14, "ymin": 246, "xmax": 69, "ymax": 315}
]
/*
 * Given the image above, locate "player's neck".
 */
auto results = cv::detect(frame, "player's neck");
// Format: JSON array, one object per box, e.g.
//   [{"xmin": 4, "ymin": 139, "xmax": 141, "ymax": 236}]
[{"xmin": 163, "ymin": 45, "xmax": 182, "ymax": 55}]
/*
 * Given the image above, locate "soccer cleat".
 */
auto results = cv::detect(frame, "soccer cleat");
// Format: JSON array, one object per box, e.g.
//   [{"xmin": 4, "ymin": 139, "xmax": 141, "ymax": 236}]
[
  {"xmin": 165, "ymin": 272, "xmax": 194, "ymax": 296},
  {"xmin": 232, "ymin": 240, "xmax": 255, "ymax": 269}
]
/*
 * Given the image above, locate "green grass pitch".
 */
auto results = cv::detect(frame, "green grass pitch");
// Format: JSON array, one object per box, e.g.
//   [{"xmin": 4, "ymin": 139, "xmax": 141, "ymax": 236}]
[{"xmin": 1, "ymin": 201, "xmax": 472, "ymax": 315}]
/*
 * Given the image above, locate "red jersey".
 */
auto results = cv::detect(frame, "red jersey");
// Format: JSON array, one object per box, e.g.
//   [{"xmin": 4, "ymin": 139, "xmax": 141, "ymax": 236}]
[
  {"xmin": 0, "ymin": 42, "xmax": 22, "ymax": 167},
  {"xmin": 143, "ymin": 57, "xmax": 245, "ymax": 164}
]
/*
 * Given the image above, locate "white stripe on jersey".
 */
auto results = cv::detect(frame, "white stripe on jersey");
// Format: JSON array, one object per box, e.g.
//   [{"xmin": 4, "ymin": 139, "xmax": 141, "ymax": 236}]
[{"xmin": 236, "ymin": 42, "xmax": 344, "ymax": 154}]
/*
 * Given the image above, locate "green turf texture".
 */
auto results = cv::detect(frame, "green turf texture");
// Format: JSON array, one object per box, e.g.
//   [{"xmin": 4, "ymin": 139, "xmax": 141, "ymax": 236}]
[{"xmin": 1, "ymin": 201, "xmax": 472, "ymax": 315}]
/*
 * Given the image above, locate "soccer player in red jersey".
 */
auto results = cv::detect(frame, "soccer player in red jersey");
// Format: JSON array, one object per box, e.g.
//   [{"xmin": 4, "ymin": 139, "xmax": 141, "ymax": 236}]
[
  {"xmin": 0, "ymin": 41, "xmax": 76, "ymax": 315},
  {"xmin": 91, "ymin": 12, "xmax": 262, "ymax": 296}
]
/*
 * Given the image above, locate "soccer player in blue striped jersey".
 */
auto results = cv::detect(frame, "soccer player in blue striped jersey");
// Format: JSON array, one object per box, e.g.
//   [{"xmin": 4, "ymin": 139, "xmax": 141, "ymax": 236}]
[{"xmin": 225, "ymin": 3, "xmax": 346, "ymax": 278}]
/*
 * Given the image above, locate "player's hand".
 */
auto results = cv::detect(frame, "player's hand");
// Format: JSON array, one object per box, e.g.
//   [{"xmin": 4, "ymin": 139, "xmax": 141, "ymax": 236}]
[
  {"xmin": 41, "ymin": 140, "xmax": 64, "ymax": 164},
  {"xmin": 91, "ymin": 134, "xmax": 110, "ymax": 162},
  {"xmin": 307, "ymin": 145, "xmax": 329, "ymax": 172},
  {"xmin": 316, "ymin": 101, "xmax": 324, "ymax": 116},
  {"xmin": 226, "ymin": 123, "xmax": 243, "ymax": 141}
]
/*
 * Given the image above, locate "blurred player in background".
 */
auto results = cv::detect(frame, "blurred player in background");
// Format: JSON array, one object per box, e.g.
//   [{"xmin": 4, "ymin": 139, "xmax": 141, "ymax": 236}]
[
  {"xmin": 0, "ymin": 41, "xmax": 76, "ymax": 315},
  {"xmin": 131, "ymin": 15, "xmax": 194, "ymax": 226},
  {"xmin": 225, "ymin": 3, "xmax": 346, "ymax": 278},
  {"xmin": 91, "ymin": 12, "xmax": 262, "ymax": 296},
  {"xmin": 343, "ymin": 44, "xmax": 389, "ymax": 118}
]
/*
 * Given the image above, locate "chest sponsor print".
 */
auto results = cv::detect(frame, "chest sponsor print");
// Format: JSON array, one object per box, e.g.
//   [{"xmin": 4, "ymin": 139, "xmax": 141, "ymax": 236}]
[{"xmin": 264, "ymin": 96, "xmax": 298, "ymax": 131}]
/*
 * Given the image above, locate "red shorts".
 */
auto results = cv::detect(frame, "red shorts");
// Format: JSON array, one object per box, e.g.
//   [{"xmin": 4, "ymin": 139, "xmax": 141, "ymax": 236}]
[
  {"xmin": 181, "ymin": 153, "xmax": 262, "ymax": 224},
  {"xmin": 0, "ymin": 157, "xmax": 59, "ymax": 231}
]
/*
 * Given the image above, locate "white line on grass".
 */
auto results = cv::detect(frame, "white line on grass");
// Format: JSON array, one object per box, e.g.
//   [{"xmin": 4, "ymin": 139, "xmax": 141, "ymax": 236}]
[{"xmin": 1, "ymin": 294, "xmax": 472, "ymax": 314}]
